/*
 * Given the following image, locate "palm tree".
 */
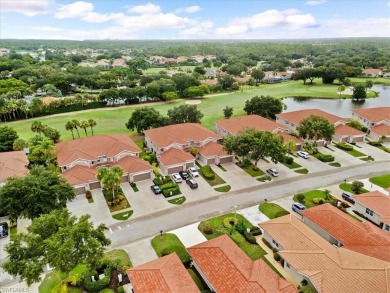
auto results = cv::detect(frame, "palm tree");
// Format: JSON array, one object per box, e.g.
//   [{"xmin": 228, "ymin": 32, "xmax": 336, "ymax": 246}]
[
  {"xmin": 337, "ymin": 85, "xmax": 345, "ymax": 99},
  {"xmin": 31, "ymin": 121, "xmax": 46, "ymax": 134},
  {"xmin": 96, "ymin": 166, "xmax": 124, "ymax": 202},
  {"xmin": 65, "ymin": 121, "xmax": 75, "ymax": 139},
  {"xmin": 72, "ymin": 119, "xmax": 81, "ymax": 138},
  {"xmin": 80, "ymin": 120, "xmax": 89, "ymax": 136},
  {"xmin": 285, "ymin": 139, "xmax": 296, "ymax": 157},
  {"xmin": 88, "ymin": 119, "xmax": 97, "ymax": 136}
]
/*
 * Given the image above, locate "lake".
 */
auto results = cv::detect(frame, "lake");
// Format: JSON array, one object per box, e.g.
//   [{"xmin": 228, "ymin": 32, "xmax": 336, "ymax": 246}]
[{"xmin": 283, "ymin": 85, "xmax": 390, "ymax": 118}]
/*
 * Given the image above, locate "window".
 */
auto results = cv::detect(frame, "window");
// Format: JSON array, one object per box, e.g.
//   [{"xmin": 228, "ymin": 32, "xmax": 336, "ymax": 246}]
[
  {"xmin": 365, "ymin": 208, "xmax": 374, "ymax": 216},
  {"xmin": 384, "ymin": 225, "xmax": 390, "ymax": 232},
  {"xmin": 286, "ymin": 262, "xmax": 290, "ymax": 269},
  {"xmin": 272, "ymin": 239, "xmax": 279, "ymax": 248}
]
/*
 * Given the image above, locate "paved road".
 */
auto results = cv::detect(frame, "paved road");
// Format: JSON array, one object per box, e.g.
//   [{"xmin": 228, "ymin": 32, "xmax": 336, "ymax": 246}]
[{"xmin": 106, "ymin": 160, "xmax": 390, "ymax": 248}]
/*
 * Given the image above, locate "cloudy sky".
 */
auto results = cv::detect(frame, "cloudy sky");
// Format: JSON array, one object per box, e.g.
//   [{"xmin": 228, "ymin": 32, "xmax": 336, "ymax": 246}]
[{"xmin": 1, "ymin": 0, "xmax": 389, "ymax": 40}]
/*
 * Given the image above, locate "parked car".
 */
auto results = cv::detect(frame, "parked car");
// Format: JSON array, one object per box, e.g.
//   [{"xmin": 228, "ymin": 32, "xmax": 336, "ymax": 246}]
[
  {"xmin": 186, "ymin": 178, "xmax": 198, "ymax": 189},
  {"xmin": 179, "ymin": 171, "xmax": 189, "ymax": 180},
  {"xmin": 292, "ymin": 202, "xmax": 306, "ymax": 214},
  {"xmin": 188, "ymin": 167, "xmax": 199, "ymax": 177},
  {"xmin": 297, "ymin": 151, "xmax": 310, "ymax": 159},
  {"xmin": 266, "ymin": 168, "xmax": 279, "ymax": 177},
  {"xmin": 171, "ymin": 173, "xmax": 182, "ymax": 183},
  {"xmin": 151, "ymin": 185, "xmax": 162, "ymax": 195},
  {"xmin": 0, "ymin": 222, "xmax": 9, "ymax": 238},
  {"xmin": 342, "ymin": 192, "xmax": 355, "ymax": 204}
]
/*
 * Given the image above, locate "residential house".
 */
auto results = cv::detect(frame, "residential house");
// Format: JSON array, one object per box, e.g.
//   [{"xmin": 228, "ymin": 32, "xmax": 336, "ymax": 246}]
[
  {"xmin": 215, "ymin": 115, "xmax": 303, "ymax": 150},
  {"xmin": 276, "ymin": 109, "xmax": 365, "ymax": 144},
  {"xmin": 259, "ymin": 215, "xmax": 390, "ymax": 293},
  {"xmin": 177, "ymin": 56, "xmax": 187, "ymax": 63},
  {"xmin": 234, "ymin": 76, "xmax": 251, "ymax": 84},
  {"xmin": 191, "ymin": 55, "xmax": 204, "ymax": 63},
  {"xmin": 263, "ymin": 76, "xmax": 282, "ymax": 83},
  {"xmin": 204, "ymin": 69, "xmax": 217, "ymax": 78},
  {"xmin": 112, "ymin": 58, "xmax": 127, "ymax": 67},
  {"xmin": 0, "ymin": 151, "xmax": 29, "ymax": 186},
  {"xmin": 301, "ymin": 203, "xmax": 390, "ymax": 261},
  {"xmin": 353, "ymin": 191, "xmax": 390, "ymax": 233},
  {"xmin": 352, "ymin": 107, "xmax": 390, "ymax": 141},
  {"xmin": 362, "ymin": 68, "xmax": 382, "ymax": 77},
  {"xmin": 56, "ymin": 134, "xmax": 153, "ymax": 194},
  {"xmin": 276, "ymin": 72, "xmax": 292, "ymax": 81},
  {"xmin": 144, "ymin": 123, "xmax": 233, "ymax": 174},
  {"xmin": 96, "ymin": 59, "xmax": 110, "ymax": 68},
  {"xmin": 383, "ymin": 73, "xmax": 390, "ymax": 78},
  {"xmin": 188, "ymin": 235, "xmax": 297, "ymax": 293},
  {"xmin": 127, "ymin": 253, "xmax": 200, "ymax": 293}
]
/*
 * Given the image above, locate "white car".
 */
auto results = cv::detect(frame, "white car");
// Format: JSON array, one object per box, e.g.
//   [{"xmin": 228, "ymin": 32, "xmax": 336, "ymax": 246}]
[
  {"xmin": 266, "ymin": 168, "xmax": 279, "ymax": 177},
  {"xmin": 188, "ymin": 167, "xmax": 199, "ymax": 177},
  {"xmin": 297, "ymin": 151, "xmax": 310, "ymax": 159},
  {"xmin": 171, "ymin": 173, "xmax": 182, "ymax": 183}
]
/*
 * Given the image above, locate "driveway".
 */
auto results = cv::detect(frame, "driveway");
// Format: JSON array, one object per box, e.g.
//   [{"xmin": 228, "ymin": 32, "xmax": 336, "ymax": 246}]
[
  {"xmin": 271, "ymin": 195, "xmax": 302, "ymax": 219},
  {"xmin": 237, "ymin": 205, "xmax": 270, "ymax": 226},
  {"xmin": 119, "ymin": 237, "xmax": 157, "ymax": 267},
  {"xmin": 294, "ymin": 151, "xmax": 334, "ymax": 173},
  {"xmin": 169, "ymin": 222, "xmax": 207, "ymax": 247},
  {"xmin": 178, "ymin": 176, "xmax": 217, "ymax": 202},
  {"xmin": 356, "ymin": 142, "xmax": 390, "ymax": 161},
  {"xmin": 321, "ymin": 146, "xmax": 362, "ymax": 167},
  {"xmin": 213, "ymin": 162, "xmax": 260, "ymax": 191},
  {"xmin": 257, "ymin": 159, "xmax": 299, "ymax": 180}
]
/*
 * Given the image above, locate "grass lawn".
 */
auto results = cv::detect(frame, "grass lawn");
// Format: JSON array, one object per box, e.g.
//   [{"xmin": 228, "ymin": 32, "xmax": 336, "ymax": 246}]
[
  {"xmin": 151, "ymin": 233, "xmax": 190, "ymax": 263},
  {"xmin": 101, "ymin": 290, "xmax": 114, "ymax": 293},
  {"xmin": 214, "ymin": 185, "xmax": 231, "ymax": 192},
  {"xmin": 168, "ymin": 196, "xmax": 186, "ymax": 205},
  {"xmin": 360, "ymin": 156, "xmax": 375, "ymax": 161},
  {"xmin": 349, "ymin": 77, "xmax": 390, "ymax": 85},
  {"xmin": 293, "ymin": 190, "xmax": 329, "ymax": 208},
  {"xmin": 10, "ymin": 226, "xmax": 17, "ymax": 240},
  {"xmin": 104, "ymin": 249, "xmax": 132, "ymax": 268},
  {"xmin": 199, "ymin": 166, "xmax": 226, "ymax": 186},
  {"xmin": 281, "ymin": 160, "xmax": 302, "ymax": 169},
  {"xmin": 129, "ymin": 133, "xmax": 147, "ymax": 157},
  {"xmin": 339, "ymin": 183, "xmax": 369, "ymax": 194},
  {"xmin": 295, "ymin": 168, "xmax": 309, "ymax": 174},
  {"xmin": 131, "ymin": 183, "xmax": 139, "ymax": 192},
  {"xmin": 259, "ymin": 203, "xmax": 290, "ymax": 219},
  {"xmin": 369, "ymin": 174, "xmax": 390, "ymax": 188},
  {"xmin": 240, "ymin": 164, "xmax": 265, "ymax": 177},
  {"xmin": 334, "ymin": 144, "xmax": 366, "ymax": 157},
  {"xmin": 5, "ymin": 79, "xmax": 378, "ymax": 141},
  {"xmin": 187, "ymin": 268, "xmax": 212, "ymax": 293},
  {"xmin": 112, "ymin": 210, "xmax": 133, "ymax": 220},
  {"xmin": 329, "ymin": 162, "xmax": 341, "ymax": 167}
]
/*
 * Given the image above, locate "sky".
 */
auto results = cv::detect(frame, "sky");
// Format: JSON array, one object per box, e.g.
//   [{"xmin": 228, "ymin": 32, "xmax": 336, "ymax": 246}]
[{"xmin": 1, "ymin": 0, "xmax": 389, "ymax": 40}]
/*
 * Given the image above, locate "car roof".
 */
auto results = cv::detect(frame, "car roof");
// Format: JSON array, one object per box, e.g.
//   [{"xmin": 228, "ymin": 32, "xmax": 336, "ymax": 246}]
[{"xmin": 293, "ymin": 202, "xmax": 305, "ymax": 207}]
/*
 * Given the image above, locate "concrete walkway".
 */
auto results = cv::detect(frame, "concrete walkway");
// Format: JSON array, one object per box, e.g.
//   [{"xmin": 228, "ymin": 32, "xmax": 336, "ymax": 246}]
[
  {"xmin": 169, "ymin": 222, "xmax": 207, "ymax": 247},
  {"xmin": 119, "ymin": 237, "xmax": 158, "ymax": 267},
  {"xmin": 237, "ymin": 206, "xmax": 270, "ymax": 226}
]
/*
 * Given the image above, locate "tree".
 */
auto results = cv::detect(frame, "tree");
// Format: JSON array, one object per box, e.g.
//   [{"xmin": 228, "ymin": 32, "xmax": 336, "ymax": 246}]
[
  {"xmin": 194, "ymin": 66, "xmax": 206, "ymax": 75},
  {"xmin": 43, "ymin": 126, "xmax": 61, "ymax": 143},
  {"xmin": 352, "ymin": 84, "xmax": 366, "ymax": 101},
  {"xmin": 223, "ymin": 106, "xmax": 233, "ymax": 119},
  {"xmin": 31, "ymin": 121, "xmax": 46, "ymax": 134},
  {"xmin": 88, "ymin": 119, "xmax": 97, "ymax": 135},
  {"xmin": 172, "ymin": 74, "xmax": 200, "ymax": 95},
  {"xmin": 27, "ymin": 137, "xmax": 56, "ymax": 166},
  {"xmin": 337, "ymin": 85, "xmax": 345, "ymax": 99},
  {"xmin": 365, "ymin": 80, "xmax": 373, "ymax": 92},
  {"xmin": 0, "ymin": 166, "xmax": 75, "ymax": 220},
  {"xmin": 292, "ymin": 68, "xmax": 321, "ymax": 85},
  {"xmin": 351, "ymin": 180, "xmax": 364, "ymax": 194},
  {"xmin": 321, "ymin": 67, "xmax": 345, "ymax": 84},
  {"xmin": 285, "ymin": 139, "xmax": 296, "ymax": 156},
  {"xmin": 80, "ymin": 120, "xmax": 89, "ymax": 136},
  {"xmin": 244, "ymin": 95, "xmax": 283, "ymax": 119},
  {"xmin": 223, "ymin": 128, "xmax": 286, "ymax": 167},
  {"xmin": 13, "ymin": 138, "xmax": 28, "ymax": 151},
  {"xmin": 2, "ymin": 209, "xmax": 110, "ymax": 286},
  {"xmin": 126, "ymin": 107, "xmax": 168, "ymax": 133},
  {"xmin": 96, "ymin": 166, "xmax": 124, "ymax": 201},
  {"xmin": 65, "ymin": 121, "xmax": 75, "ymax": 139},
  {"xmin": 250, "ymin": 68, "xmax": 265, "ymax": 84},
  {"xmin": 298, "ymin": 115, "xmax": 335, "ymax": 141},
  {"xmin": 162, "ymin": 91, "xmax": 178, "ymax": 101},
  {"xmin": 72, "ymin": 119, "xmax": 81, "ymax": 138},
  {"xmin": 167, "ymin": 104, "xmax": 204, "ymax": 124},
  {"xmin": 0, "ymin": 126, "xmax": 18, "ymax": 152},
  {"xmin": 217, "ymin": 74, "xmax": 235, "ymax": 90}
]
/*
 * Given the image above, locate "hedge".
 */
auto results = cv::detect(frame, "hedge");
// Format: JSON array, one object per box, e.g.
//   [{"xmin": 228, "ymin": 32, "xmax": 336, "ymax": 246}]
[
  {"xmin": 368, "ymin": 141, "xmax": 382, "ymax": 146},
  {"xmin": 250, "ymin": 226, "xmax": 262, "ymax": 236},
  {"xmin": 336, "ymin": 142, "xmax": 353, "ymax": 151},
  {"xmin": 223, "ymin": 217, "xmax": 237, "ymax": 228},
  {"xmin": 82, "ymin": 267, "xmax": 112, "ymax": 292},
  {"xmin": 316, "ymin": 153, "xmax": 335, "ymax": 162},
  {"xmin": 200, "ymin": 165, "xmax": 215, "ymax": 180},
  {"xmin": 160, "ymin": 181, "xmax": 178, "ymax": 191},
  {"xmin": 285, "ymin": 156, "xmax": 294, "ymax": 164},
  {"xmin": 162, "ymin": 186, "xmax": 180, "ymax": 198},
  {"xmin": 244, "ymin": 231, "xmax": 257, "ymax": 244}
]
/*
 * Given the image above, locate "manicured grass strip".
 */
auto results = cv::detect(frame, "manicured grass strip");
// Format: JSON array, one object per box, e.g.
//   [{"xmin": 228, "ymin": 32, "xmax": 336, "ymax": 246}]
[
  {"xmin": 239, "ymin": 164, "xmax": 265, "ymax": 177},
  {"xmin": 369, "ymin": 174, "xmax": 390, "ymax": 188},
  {"xmin": 360, "ymin": 156, "xmax": 375, "ymax": 161},
  {"xmin": 281, "ymin": 160, "xmax": 301, "ymax": 169},
  {"xmin": 151, "ymin": 233, "xmax": 190, "ymax": 263},
  {"xmin": 131, "ymin": 184, "xmax": 139, "ymax": 192},
  {"xmin": 199, "ymin": 166, "xmax": 226, "ymax": 186},
  {"xmin": 259, "ymin": 203, "xmax": 290, "ymax": 219},
  {"xmin": 168, "ymin": 196, "xmax": 186, "ymax": 205},
  {"xmin": 112, "ymin": 210, "xmax": 133, "ymax": 221},
  {"xmin": 339, "ymin": 183, "xmax": 368, "ymax": 194},
  {"xmin": 214, "ymin": 185, "xmax": 231, "ymax": 192},
  {"xmin": 187, "ymin": 268, "xmax": 211, "ymax": 292},
  {"xmin": 217, "ymin": 164, "xmax": 227, "ymax": 171},
  {"xmin": 257, "ymin": 176, "xmax": 272, "ymax": 182},
  {"xmin": 335, "ymin": 144, "xmax": 366, "ymax": 157},
  {"xmin": 293, "ymin": 190, "xmax": 328, "ymax": 208},
  {"xmin": 10, "ymin": 226, "xmax": 17, "ymax": 240},
  {"xmin": 104, "ymin": 249, "xmax": 133, "ymax": 268},
  {"xmin": 295, "ymin": 168, "xmax": 309, "ymax": 174},
  {"xmin": 88, "ymin": 198, "xmax": 94, "ymax": 203},
  {"xmin": 329, "ymin": 162, "xmax": 341, "ymax": 167}
]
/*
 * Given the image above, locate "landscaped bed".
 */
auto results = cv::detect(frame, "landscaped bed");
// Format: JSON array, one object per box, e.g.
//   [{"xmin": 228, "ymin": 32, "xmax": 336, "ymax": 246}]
[
  {"xmin": 329, "ymin": 162, "xmax": 341, "ymax": 167},
  {"xmin": 214, "ymin": 185, "xmax": 231, "ymax": 192},
  {"xmin": 103, "ymin": 187, "xmax": 131, "ymax": 213},
  {"xmin": 293, "ymin": 190, "xmax": 330, "ymax": 208},
  {"xmin": 259, "ymin": 203, "xmax": 290, "ymax": 219},
  {"xmin": 334, "ymin": 142, "xmax": 366, "ymax": 157},
  {"xmin": 294, "ymin": 168, "xmax": 309, "ymax": 174},
  {"xmin": 151, "ymin": 233, "xmax": 190, "ymax": 263},
  {"xmin": 369, "ymin": 174, "xmax": 390, "ymax": 188},
  {"xmin": 339, "ymin": 183, "xmax": 368, "ymax": 194},
  {"xmin": 168, "ymin": 196, "xmax": 186, "ymax": 205},
  {"xmin": 199, "ymin": 165, "xmax": 226, "ymax": 186},
  {"xmin": 281, "ymin": 160, "xmax": 302, "ymax": 169},
  {"xmin": 112, "ymin": 210, "xmax": 133, "ymax": 220},
  {"xmin": 239, "ymin": 164, "xmax": 265, "ymax": 177}
]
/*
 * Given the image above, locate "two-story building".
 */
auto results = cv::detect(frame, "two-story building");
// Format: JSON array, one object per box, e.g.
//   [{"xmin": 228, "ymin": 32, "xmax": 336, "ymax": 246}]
[
  {"xmin": 56, "ymin": 134, "xmax": 153, "ymax": 194},
  {"xmin": 352, "ymin": 107, "xmax": 390, "ymax": 142},
  {"xmin": 362, "ymin": 68, "xmax": 382, "ymax": 77}
]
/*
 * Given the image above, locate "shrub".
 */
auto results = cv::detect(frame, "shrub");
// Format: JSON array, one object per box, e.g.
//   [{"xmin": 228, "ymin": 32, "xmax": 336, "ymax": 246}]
[
  {"xmin": 361, "ymin": 126, "xmax": 368, "ymax": 132},
  {"xmin": 386, "ymin": 148, "xmax": 390, "ymax": 153},
  {"xmin": 312, "ymin": 198, "xmax": 323, "ymax": 205},
  {"xmin": 273, "ymin": 252, "xmax": 281, "ymax": 261},
  {"xmin": 200, "ymin": 165, "xmax": 215, "ymax": 180},
  {"xmin": 223, "ymin": 217, "xmax": 237, "ymax": 228},
  {"xmin": 275, "ymin": 210, "xmax": 290, "ymax": 218},
  {"xmin": 130, "ymin": 182, "xmax": 136, "ymax": 188},
  {"xmin": 336, "ymin": 142, "xmax": 353, "ymax": 151},
  {"xmin": 117, "ymin": 286, "xmax": 124, "ymax": 293},
  {"xmin": 250, "ymin": 226, "xmax": 262, "ymax": 236},
  {"xmin": 316, "ymin": 153, "xmax": 335, "ymax": 162},
  {"xmin": 162, "ymin": 186, "xmax": 180, "ymax": 198},
  {"xmin": 296, "ymin": 193, "xmax": 305, "ymax": 203},
  {"xmin": 202, "ymin": 224, "xmax": 214, "ymax": 235},
  {"xmin": 368, "ymin": 140, "xmax": 382, "ymax": 146},
  {"xmin": 285, "ymin": 156, "xmax": 294, "ymax": 164},
  {"xmin": 153, "ymin": 166, "xmax": 161, "ymax": 177},
  {"xmin": 244, "ymin": 231, "xmax": 257, "ymax": 244},
  {"xmin": 341, "ymin": 201, "xmax": 350, "ymax": 208},
  {"xmin": 160, "ymin": 181, "xmax": 178, "ymax": 191},
  {"xmin": 301, "ymin": 280, "xmax": 308, "ymax": 286},
  {"xmin": 351, "ymin": 180, "xmax": 364, "ymax": 194},
  {"xmin": 153, "ymin": 177, "xmax": 163, "ymax": 185},
  {"xmin": 234, "ymin": 222, "xmax": 247, "ymax": 234},
  {"xmin": 262, "ymin": 238, "xmax": 273, "ymax": 249},
  {"xmin": 82, "ymin": 267, "xmax": 112, "ymax": 292}
]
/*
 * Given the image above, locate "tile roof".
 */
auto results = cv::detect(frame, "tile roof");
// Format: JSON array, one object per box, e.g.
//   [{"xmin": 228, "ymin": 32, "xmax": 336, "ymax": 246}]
[
  {"xmin": 127, "ymin": 253, "xmax": 200, "ymax": 293},
  {"xmin": 352, "ymin": 107, "xmax": 390, "ymax": 123},
  {"xmin": 301, "ymin": 203, "xmax": 390, "ymax": 262},
  {"xmin": 56, "ymin": 134, "xmax": 140, "ymax": 166},
  {"xmin": 353, "ymin": 191, "xmax": 390, "ymax": 220},
  {"xmin": 61, "ymin": 165, "xmax": 97, "ymax": 186},
  {"xmin": 0, "ymin": 151, "xmax": 29, "ymax": 182},
  {"xmin": 276, "ymin": 132, "xmax": 303, "ymax": 144},
  {"xmin": 334, "ymin": 124, "xmax": 366, "ymax": 136},
  {"xmin": 371, "ymin": 123, "xmax": 390, "ymax": 136},
  {"xmin": 144, "ymin": 123, "xmax": 220, "ymax": 148},
  {"xmin": 362, "ymin": 68, "xmax": 382, "ymax": 75},
  {"xmin": 158, "ymin": 148, "xmax": 195, "ymax": 166},
  {"xmin": 276, "ymin": 109, "xmax": 344, "ymax": 125},
  {"xmin": 216, "ymin": 115, "xmax": 287, "ymax": 136},
  {"xmin": 188, "ymin": 235, "xmax": 297, "ymax": 293},
  {"xmin": 260, "ymin": 215, "xmax": 390, "ymax": 293},
  {"xmin": 198, "ymin": 141, "xmax": 230, "ymax": 157}
]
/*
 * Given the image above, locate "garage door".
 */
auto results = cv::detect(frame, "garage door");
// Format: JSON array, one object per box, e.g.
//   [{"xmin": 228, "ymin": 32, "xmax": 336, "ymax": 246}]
[
  {"xmin": 168, "ymin": 165, "xmax": 184, "ymax": 175},
  {"xmin": 352, "ymin": 136, "xmax": 364, "ymax": 142},
  {"xmin": 133, "ymin": 172, "xmax": 151, "ymax": 182},
  {"xmin": 185, "ymin": 162, "xmax": 194, "ymax": 169},
  {"xmin": 219, "ymin": 156, "xmax": 233, "ymax": 164},
  {"xmin": 207, "ymin": 157, "xmax": 216, "ymax": 165},
  {"xmin": 74, "ymin": 186, "xmax": 86, "ymax": 195},
  {"xmin": 89, "ymin": 181, "xmax": 101, "ymax": 190},
  {"xmin": 121, "ymin": 175, "xmax": 129, "ymax": 183}
]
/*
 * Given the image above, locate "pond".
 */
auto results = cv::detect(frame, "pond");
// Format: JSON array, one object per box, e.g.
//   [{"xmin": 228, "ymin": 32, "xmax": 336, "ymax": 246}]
[{"xmin": 282, "ymin": 85, "xmax": 390, "ymax": 117}]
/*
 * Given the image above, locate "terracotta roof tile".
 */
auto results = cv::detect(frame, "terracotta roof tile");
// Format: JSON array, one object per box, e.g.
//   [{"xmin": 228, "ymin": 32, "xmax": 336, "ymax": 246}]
[
  {"xmin": 276, "ymin": 131, "xmax": 303, "ymax": 143},
  {"xmin": 353, "ymin": 191, "xmax": 390, "ymax": 219},
  {"xmin": 276, "ymin": 109, "xmax": 344, "ymax": 125},
  {"xmin": 144, "ymin": 123, "xmax": 220, "ymax": 148},
  {"xmin": 301, "ymin": 203, "xmax": 390, "ymax": 262},
  {"xmin": 0, "ymin": 151, "xmax": 29, "ymax": 182},
  {"xmin": 56, "ymin": 134, "xmax": 140, "ymax": 166},
  {"xmin": 114, "ymin": 156, "xmax": 153, "ymax": 174},
  {"xmin": 334, "ymin": 124, "xmax": 366, "ymax": 136},
  {"xmin": 158, "ymin": 148, "xmax": 195, "ymax": 166},
  {"xmin": 61, "ymin": 165, "xmax": 97, "ymax": 186},
  {"xmin": 216, "ymin": 115, "xmax": 287, "ymax": 135},
  {"xmin": 198, "ymin": 141, "xmax": 230, "ymax": 157},
  {"xmin": 371, "ymin": 123, "xmax": 390, "ymax": 136},
  {"xmin": 127, "ymin": 253, "xmax": 200, "ymax": 293},
  {"xmin": 362, "ymin": 68, "xmax": 382, "ymax": 75},
  {"xmin": 188, "ymin": 235, "xmax": 297, "ymax": 293},
  {"xmin": 352, "ymin": 107, "xmax": 390, "ymax": 123}
]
